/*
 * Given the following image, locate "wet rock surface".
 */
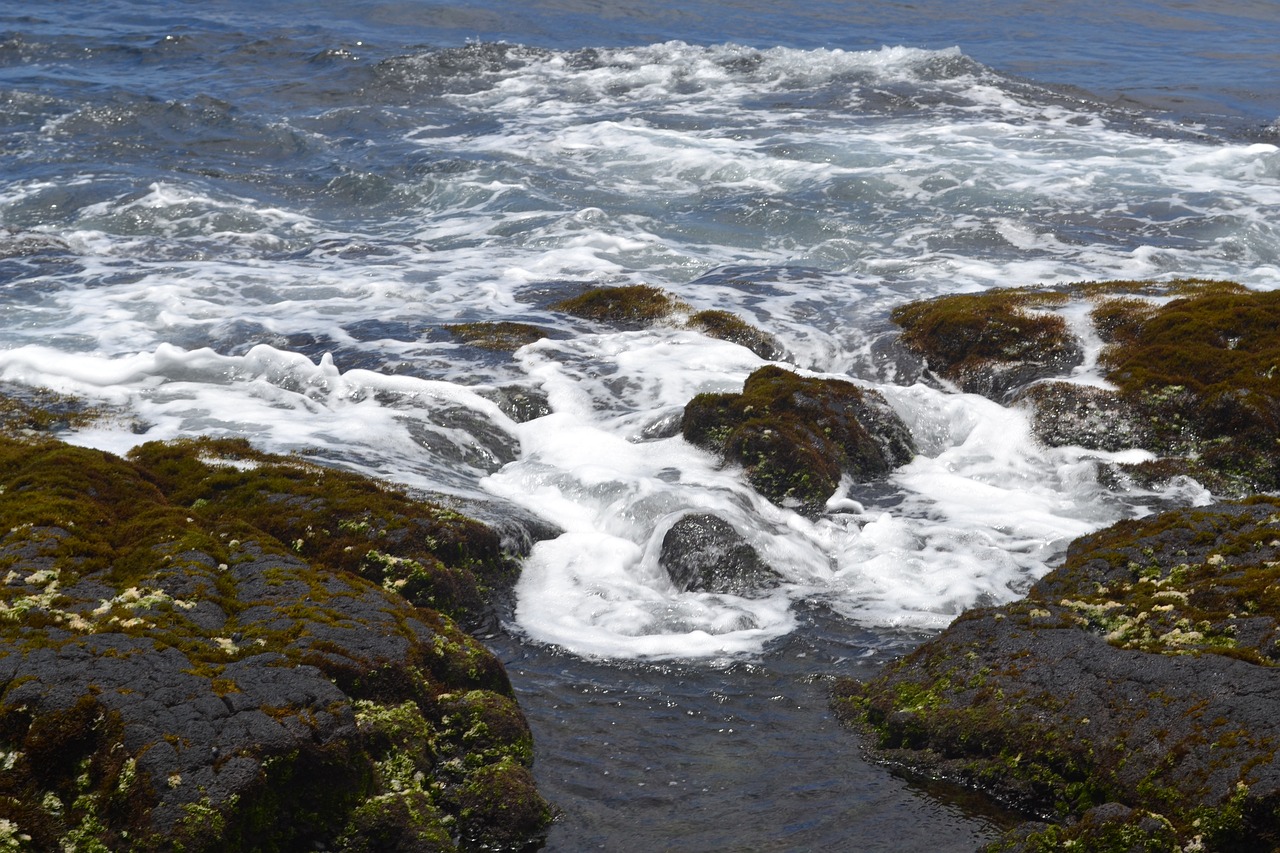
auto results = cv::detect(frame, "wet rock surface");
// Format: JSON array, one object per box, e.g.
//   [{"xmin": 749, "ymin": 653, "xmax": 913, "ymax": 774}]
[
  {"xmin": 552, "ymin": 283, "xmax": 786, "ymax": 360},
  {"xmin": 836, "ymin": 498, "xmax": 1280, "ymax": 852},
  {"xmin": 843, "ymin": 278, "xmax": 1280, "ymax": 850},
  {"xmin": 0, "ymin": 428, "xmax": 550, "ymax": 852},
  {"xmin": 658, "ymin": 514, "xmax": 781, "ymax": 596},
  {"xmin": 891, "ymin": 279, "xmax": 1280, "ymax": 496},
  {"xmin": 682, "ymin": 365, "xmax": 916, "ymax": 515}
]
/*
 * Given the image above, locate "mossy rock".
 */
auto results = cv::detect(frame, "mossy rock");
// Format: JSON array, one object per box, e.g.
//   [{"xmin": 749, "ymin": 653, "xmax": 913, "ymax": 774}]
[
  {"xmin": 682, "ymin": 365, "xmax": 914, "ymax": 514},
  {"xmin": 0, "ymin": 414, "xmax": 550, "ymax": 852},
  {"xmin": 552, "ymin": 284, "xmax": 684, "ymax": 329},
  {"xmin": 552, "ymin": 284, "xmax": 785, "ymax": 360},
  {"xmin": 836, "ymin": 498, "xmax": 1280, "ymax": 852},
  {"xmin": 125, "ymin": 435, "xmax": 518, "ymax": 625},
  {"xmin": 686, "ymin": 309, "xmax": 786, "ymax": 361},
  {"xmin": 890, "ymin": 287, "xmax": 1081, "ymax": 399},
  {"xmin": 443, "ymin": 322, "xmax": 552, "ymax": 352},
  {"xmin": 892, "ymin": 279, "xmax": 1280, "ymax": 496}
]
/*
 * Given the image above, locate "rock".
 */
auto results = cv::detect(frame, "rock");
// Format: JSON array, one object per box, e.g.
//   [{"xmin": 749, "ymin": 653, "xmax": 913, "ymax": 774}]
[
  {"xmin": 682, "ymin": 365, "xmax": 915, "ymax": 515},
  {"xmin": 0, "ymin": 429, "xmax": 551, "ymax": 852},
  {"xmin": 443, "ymin": 321, "xmax": 553, "ymax": 352},
  {"xmin": 893, "ymin": 278, "xmax": 1280, "ymax": 496},
  {"xmin": 685, "ymin": 309, "xmax": 786, "ymax": 361},
  {"xmin": 835, "ymin": 497, "xmax": 1280, "ymax": 852},
  {"xmin": 658, "ymin": 514, "xmax": 781, "ymax": 595},
  {"xmin": 890, "ymin": 286, "xmax": 1082, "ymax": 400},
  {"xmin": 477, "ymin": 384, "xmax": 553, "ymax": 423},
  {"xmin": 552, "ymin": 284, "xmax": 786, "ymax": 360},
  {"xmin": 1017, "ymin": 381, "xmax": 1152, "ymax": 451}
]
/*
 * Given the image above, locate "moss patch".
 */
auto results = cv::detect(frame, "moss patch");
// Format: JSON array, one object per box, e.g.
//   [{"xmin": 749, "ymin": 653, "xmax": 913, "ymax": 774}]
[
  {"xmin": 682, "ymin": 365, "xmax": 914, "ymax": 514},
  {"xmin": 553, "ymin": 284, "xmax": 784, "ymax": 360},
  {"xmin": 837, "ymin": 498, "xmax": 1280, "ymax": 852},
  {"xmin": 0, "ymin": 395, "xmax": 550, "ymax": 853}
]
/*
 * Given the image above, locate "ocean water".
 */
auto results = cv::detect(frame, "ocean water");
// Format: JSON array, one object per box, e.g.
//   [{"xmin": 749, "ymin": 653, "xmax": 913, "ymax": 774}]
[{"xmin": 3, "ymin": 1, "xmax": 1279, "ymax": 848}]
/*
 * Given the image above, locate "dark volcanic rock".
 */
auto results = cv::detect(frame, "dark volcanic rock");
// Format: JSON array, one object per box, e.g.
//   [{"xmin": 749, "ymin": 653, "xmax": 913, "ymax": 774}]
[
  {"xmin": 836, "ymin": 498, "xmax": 1280, "ymax": 851},
  {"xmin": 0, "ymin": 432, "xmax": 550, "ymax": 852},
  {"xmin": 659, "ymin": 514, "xmax": 781, "ymax": 595},
  {"xmin": 1017, "ymin": 381, "xmax": 1153, "ymax": 451},
  {"xmin": 682, "ymin": 365, "xmax": 915, "ymax": 514}
]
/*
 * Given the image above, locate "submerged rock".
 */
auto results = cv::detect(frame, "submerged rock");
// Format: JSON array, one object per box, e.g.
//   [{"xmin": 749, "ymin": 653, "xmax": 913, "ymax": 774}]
[
  {"xmin": 552, "ymin": 283, "xmax": 786, "ymax": 360},
  {"xmin": 658, "ymin": 514, "xmax": 781, "ymax": 595},
  {"xmin": 444, "ymin": 321, "xmax": 553, "ymax": 352},
  {"xmin": 0, "ymin": 427, "xmax": 551, "ymax": 852},
  {"xmin": 835, "ymin": 498, "xmax": 1280, "ymax": 851},
  {"xmin": 682, "ymin": 365, "xmax": 915, "ymax": 515}
]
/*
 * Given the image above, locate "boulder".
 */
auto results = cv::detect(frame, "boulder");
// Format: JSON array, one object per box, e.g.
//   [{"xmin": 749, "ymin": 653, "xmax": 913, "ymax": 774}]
[
  {"xmin": 658, "ymin": 514, "xmax": 780, "ymax": 596},
  {"xmin": 0, "ymin": 429, "xmax": 551, "ymax": 852},
  {"xmin": 682, "ymin": 365, "xmax": 915, "ymax": 514},
  {"xmin": 835, "ymin": 498, "xmax": 1280, "ymax": 851}
]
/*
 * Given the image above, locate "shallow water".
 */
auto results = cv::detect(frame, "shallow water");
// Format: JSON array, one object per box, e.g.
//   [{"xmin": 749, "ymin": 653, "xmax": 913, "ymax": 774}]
[{"xmin": 3, "ymin": 0, "xmax": 1280, "ymax": 847}]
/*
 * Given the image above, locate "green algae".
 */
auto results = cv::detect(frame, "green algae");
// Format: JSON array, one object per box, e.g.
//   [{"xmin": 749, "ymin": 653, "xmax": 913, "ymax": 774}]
[
  {"xmin": 0, "ymin": 395, "xmax": 551, "ymax": 853},
  {"xmin": 552, "ymin": 284, "xmax": 784, "ymax": 359},
  {"xmin": 443, "ymin": 322, "xmax": 551, "ymax": 352},
  {"xmin": 891, "ymin": 278, "xmax": 1280, "ymax": 495},
  {"xmin": 682, "ymin": 365, "xmax": 914, "ymax": 513}
]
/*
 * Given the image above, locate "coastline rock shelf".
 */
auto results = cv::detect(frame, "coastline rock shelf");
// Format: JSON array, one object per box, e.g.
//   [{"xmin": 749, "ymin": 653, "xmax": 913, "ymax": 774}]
[
  {"xmin": 838, "ymin": 279, "xmax": 1280, "ymax": 851},
  {"xmin": 0, "ymin": 398, "xmax": 550, "ymax": 852}
]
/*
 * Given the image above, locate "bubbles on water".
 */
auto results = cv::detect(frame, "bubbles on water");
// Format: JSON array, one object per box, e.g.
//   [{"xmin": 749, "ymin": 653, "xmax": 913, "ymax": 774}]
[{"xmin": 5, "ymin": 37, "xmax": 1280, "ymax": 659}]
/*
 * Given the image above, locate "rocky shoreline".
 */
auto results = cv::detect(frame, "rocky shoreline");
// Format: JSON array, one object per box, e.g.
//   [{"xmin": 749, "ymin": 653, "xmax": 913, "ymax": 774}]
[
  {"xmin": 838, "ymin": 279, "xmax": 1280, "ymax": 851},
  {"xmin": 5, "ymin": 276, "xmax": 1279, "ymax": 851},
  {"xmin": 0, "ymin": 391, "xmax": 551, "ymax": 852}
]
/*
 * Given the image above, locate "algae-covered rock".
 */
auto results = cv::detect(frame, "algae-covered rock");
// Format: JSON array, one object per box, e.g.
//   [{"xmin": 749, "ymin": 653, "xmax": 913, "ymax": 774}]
[
  {"xmin": 552, "ymin": 284, "xmax": 683, "ymax": 330},
  {"xmin": 126, "ymin": 436, "xmax": 518, "ymax": 624},
  {"xmin": 890, "ymin": 287, "xmax": 1082, "ymax": 400},
  {"xmin": 1091, "ymin": 281, "xmax": 1280, "ymax": 494},
  {"xmin": 892, "ymin": 279, "xmax": 1280, "ymax": 496},
  {"xmin": 685, "ymin": 309, "xmax": 786, "ymax": 361},
  {"xmin": 682, "ymin": 365, "xmax": 915, "ymax": 514},
  {"xmin": 0, "ymin": 426, "xmax": 550, "ymax": 852},
  {"xmin": 835, "ymin": 497, "xmax": 1280, "ymax": 852},
  {"xmin": 444, "ymin": 321, "xmax": 552, "ymax": 353},
  {"xmin": 552, "ymin": 284, "xmax": 785, "ymax": 360}
]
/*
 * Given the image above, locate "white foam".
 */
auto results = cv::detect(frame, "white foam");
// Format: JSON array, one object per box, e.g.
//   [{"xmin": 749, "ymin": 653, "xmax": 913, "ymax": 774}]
[{"xmin": 6, "ymin": 40, "xmax": 1280, "ymax": 660}]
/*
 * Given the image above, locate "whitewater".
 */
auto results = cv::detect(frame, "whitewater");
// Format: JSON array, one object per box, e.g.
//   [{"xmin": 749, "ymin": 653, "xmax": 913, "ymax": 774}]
[{"xmin": 4, "ymin": 1, "xmax": 1280, "ymax": 847}]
